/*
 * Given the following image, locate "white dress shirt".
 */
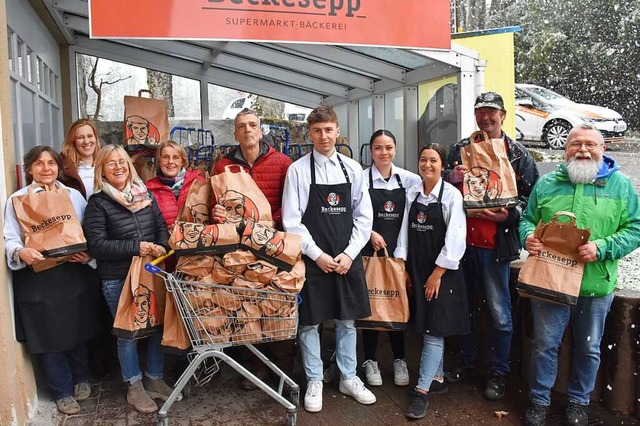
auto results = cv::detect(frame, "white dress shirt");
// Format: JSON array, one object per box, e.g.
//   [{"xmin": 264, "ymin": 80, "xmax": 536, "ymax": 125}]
[
  {"xmin": 78, "ymin": 162, "xmax": 95, "ymax": 199},
  {"xmin": 394, "ymin": 178, "xmax": 467, "ymax": 270},
  {"xmin": 282, "ymin": 148, "xmax": 373, "ymax": 261},
  {"xmin": 4, "ymin": 181, "xmax": 88, "ymax": 271},
  {"xmin": 363, "ymin": 163, "xmax": 422, "ymax": 191}
]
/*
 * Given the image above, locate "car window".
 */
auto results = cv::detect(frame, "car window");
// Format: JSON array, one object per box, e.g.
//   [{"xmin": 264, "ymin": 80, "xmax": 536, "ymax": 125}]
[
  {"xmin": 526, "ymin": 86, "xmax": 565, "ymax": 101},
  {"xmin": 515, "ymin": 88, "xmax": 527, "ymax": 100},
  {"xmin": 230, "ymin": 98, "xmax": 245, "ymax": 108}
]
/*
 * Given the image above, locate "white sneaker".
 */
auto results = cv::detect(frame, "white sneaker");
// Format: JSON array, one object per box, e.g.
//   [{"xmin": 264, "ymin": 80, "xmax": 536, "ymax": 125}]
[
  {"xmin": 362, "ymin": 360, "xmax": 383, "ymax": 386},
  {"xmin": 339, "ymin": 376, "xmax": 376, "ymax": 405},
  {"xmin": 393, "ymin": 359, "xmax": 410, "ymax": 386},
  {"xmin": 304, "ymin": 380, "xmax": 323, "ymax": 412}
]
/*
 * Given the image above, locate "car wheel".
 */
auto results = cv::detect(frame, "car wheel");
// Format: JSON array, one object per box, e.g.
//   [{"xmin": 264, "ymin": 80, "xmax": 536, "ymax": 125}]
[{"xmin": 543, "ymin": 120, "xmax": 572, "ymax": 150}]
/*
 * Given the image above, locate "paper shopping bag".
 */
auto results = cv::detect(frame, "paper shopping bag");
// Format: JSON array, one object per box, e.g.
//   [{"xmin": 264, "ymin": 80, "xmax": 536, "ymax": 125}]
[
  {"xmin": 210, "ymin": 165, "xmax": 274, "ymax": 227},
  {"xmin": 460, "ymin": 130, "xmax": 519, "ymax": 215},
  {"xmin": 169, "ymin": 221, "xmax": 240, "ymax": 255},
  {"xmin": 355, "ymin": 249, "xmax": 410, "ymax": 331},
  {"xmin": 12, "ymin": 185, "xmax": 87, "ymax": 261},
  {"xmin": 517, "ymin": 212, "xmax": 591, "ymax": 306},
  {"xmin": 123, "ymin": 90, "xmax": 169, "ymax": 148},
  {"xmin": 113, "ymin": 256, "xmax": 166, "ymax": 339},
  {"xmin": 269, "ymin": 259, "xmax": 306, "ymax": 294},
  {"xmin": 239, "ymin": 220, "xmax": 302, "ymax": 271},
  {"xmin": 161, "ymin": 293, "xmax": 191, "ymax": 352},
  {"xmin": 178, "ymin": 179, "xmax": 212, "ymax": 224}
]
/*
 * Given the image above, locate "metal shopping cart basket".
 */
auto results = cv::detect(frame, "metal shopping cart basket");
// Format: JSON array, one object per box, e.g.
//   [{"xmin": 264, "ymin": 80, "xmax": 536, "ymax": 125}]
[{"xmin": 146, "ymin": 254, "xmax": 300, "ymax": 426}]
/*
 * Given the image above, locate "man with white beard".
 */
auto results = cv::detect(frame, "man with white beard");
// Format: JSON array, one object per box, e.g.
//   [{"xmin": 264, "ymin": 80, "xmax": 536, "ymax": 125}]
[{"xmin": 519, "ymin": 123, "xmax": 640, "ymax": 426}]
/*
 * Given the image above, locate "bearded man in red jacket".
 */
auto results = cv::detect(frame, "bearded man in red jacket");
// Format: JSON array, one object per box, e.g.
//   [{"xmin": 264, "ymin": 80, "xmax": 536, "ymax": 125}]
[{"xmin": 212, "ymin": 108, "xmax": 293, "ymax": 390}]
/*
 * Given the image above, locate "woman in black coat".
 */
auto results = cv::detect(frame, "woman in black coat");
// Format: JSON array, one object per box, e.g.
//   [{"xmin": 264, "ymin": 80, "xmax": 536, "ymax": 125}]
[{"xmin": 83, "ymin": 144, "xmax": 171, "ymax": 414}]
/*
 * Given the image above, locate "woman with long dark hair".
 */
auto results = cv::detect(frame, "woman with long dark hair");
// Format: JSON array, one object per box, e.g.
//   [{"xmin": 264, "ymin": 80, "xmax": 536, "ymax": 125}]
[
  {"xmin": 4, "ymin": 146, "xmax": 100, "ymax": 414},
  {"xmin": 360, "ymin": 129, "xmax": 421, "ymax": 387}
]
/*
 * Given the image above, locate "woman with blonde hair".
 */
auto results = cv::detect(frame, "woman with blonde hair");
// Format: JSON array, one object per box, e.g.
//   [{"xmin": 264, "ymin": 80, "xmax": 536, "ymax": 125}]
[
  {"xmin": 146, "ymin": 140, "xmax": 205, "ymax": 229},
  {"xmin": 83, "ymin": 144, "xmax": 173, "ymax": 413},
  {"xmin": 60, "ymin": 118, "xmax": 101, "ymax": 199}
]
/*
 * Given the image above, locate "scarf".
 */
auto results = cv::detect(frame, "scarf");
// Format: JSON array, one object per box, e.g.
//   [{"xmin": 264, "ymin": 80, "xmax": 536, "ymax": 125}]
[
  {"xmin": 100, "ymin": 177, "xmax": 152, "ymax": 213},
  {"xmin": 157, "ymin": 168, "xmax": 186, "ymax": 199}
]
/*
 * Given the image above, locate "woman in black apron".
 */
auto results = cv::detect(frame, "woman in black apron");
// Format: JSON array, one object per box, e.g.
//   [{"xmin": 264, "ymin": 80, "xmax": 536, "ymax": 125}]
[
  {"xmin": 360, "ymin": 130, "xmax": 421, "ymax": 388},
  {"xmin": 398, "ymin": 144, "xmax": 470, "ymax": 420},
  {"xmin": 3, "ymin": 146, "xmax": 100, "ymax": 415}
]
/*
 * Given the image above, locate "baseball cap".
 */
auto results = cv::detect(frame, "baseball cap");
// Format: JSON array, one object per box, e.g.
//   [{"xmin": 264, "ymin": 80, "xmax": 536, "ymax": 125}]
[{"xmin": 474, "ymin": 92, "xmax": 506, "ymax": 111}]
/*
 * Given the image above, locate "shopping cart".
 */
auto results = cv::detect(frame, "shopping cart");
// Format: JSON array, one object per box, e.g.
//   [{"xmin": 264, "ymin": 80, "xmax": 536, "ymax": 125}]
[
  {"xmin": 170, "ymin": 127, "xmax": 216, "ymax": 172},
  {"xmin": 146, "ymin": 254, "xmax": 300, "ymax": 426}
]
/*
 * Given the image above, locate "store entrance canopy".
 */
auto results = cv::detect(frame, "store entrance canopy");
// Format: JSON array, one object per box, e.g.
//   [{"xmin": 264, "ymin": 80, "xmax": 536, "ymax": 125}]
[{"xmin": 44, "ymin": 0, "xmax": 474, "ymax": 108}]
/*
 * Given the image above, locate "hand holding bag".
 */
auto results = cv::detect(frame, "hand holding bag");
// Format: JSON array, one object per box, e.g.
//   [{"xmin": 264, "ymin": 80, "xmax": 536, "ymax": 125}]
[
  {"xmin": 12, "ymin": 185, "xmax": 87, "ymax": 271},
  {"xmin": 210, "ymin": 165, "xmax": 274, "ymax": 227},
  {"xmin": 517, "ymin": 212, "xmax": 591, "ymax": 306},
  {"xmin": 355, "ymin": 248, "xmax": 410, "ymax": 331}
]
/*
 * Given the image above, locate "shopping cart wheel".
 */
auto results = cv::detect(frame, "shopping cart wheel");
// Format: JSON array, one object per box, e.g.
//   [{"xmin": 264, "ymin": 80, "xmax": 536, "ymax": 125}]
[
  {"xmin": 286, "ymin": 408, "xmax": 297, "ymax": 426},
  {"xmin": 289, "ymin": 389, "xmax": 299, "ymax": 407},
  {"xmin": 156, "ymin": 414, "xmax": 169, "ymax": 426}
]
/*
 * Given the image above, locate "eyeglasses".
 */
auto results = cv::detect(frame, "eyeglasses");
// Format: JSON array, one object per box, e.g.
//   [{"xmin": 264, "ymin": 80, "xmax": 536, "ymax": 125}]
[
  {"xmin": 567, "ymin": 141, "xmax": 601, "ymax": 150},
  {"xmin": 161, "ymin": 155, "xmax": 182, "ymax": 163},
  {"xmin": 105, "ymin": 160, "xmax": 128, "ymax": 170}
]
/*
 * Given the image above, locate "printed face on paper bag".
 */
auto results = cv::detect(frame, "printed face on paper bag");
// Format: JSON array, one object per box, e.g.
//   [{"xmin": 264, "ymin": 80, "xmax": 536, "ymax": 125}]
[
  {"xmin": 219, "ymin": 190, "xmax": 259, "ymax": 225},
  {"xmin": 464, "ymin": 167, "xmax": 499, "ymax": 202},
  {"xmin": 191, "ymin": 203, "xmax": 210, "ymax": 224},
  {"xmin": 133, "ymin": 284, "xmax": 156, "ymax": 328},
  {"xmin": 182, "ymin": 222, "xmax": 204, "ymax": 244},
  {"xmin": 251, "ymin": 222, "xmax": 277, "ymax": 246}
]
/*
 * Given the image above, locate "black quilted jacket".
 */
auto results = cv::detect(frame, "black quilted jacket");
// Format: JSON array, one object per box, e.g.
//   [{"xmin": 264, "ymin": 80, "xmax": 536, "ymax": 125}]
[{"xmin": 82, "ymin": 191, "xmax": 169, "ymax": 280}]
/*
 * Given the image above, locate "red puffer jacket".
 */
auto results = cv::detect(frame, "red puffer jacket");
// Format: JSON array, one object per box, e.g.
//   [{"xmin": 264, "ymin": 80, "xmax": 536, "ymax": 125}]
[
  {"xmin": 214, "ymin": 144, "xmax": 292, "ymax": 228},
  {"xmin": 147, "ymin": 170, "xmax": 206, "ymax": 227}
]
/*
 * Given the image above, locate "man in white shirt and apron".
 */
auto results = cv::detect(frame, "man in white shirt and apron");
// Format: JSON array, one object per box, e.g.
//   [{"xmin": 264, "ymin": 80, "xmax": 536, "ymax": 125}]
[{"xmin": 282, "ymin": 106, "xmax": 376, "ymax": 413}]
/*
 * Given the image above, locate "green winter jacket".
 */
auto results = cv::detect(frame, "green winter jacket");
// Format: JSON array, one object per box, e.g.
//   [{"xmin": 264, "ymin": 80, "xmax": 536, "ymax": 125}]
[{"xmin": 519, "ymin": 156, "xmax": 640, "ymax": 297}]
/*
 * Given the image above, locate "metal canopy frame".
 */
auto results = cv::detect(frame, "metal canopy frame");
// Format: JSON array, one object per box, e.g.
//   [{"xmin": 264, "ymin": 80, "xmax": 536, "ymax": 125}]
[
  {"xmin": 38, "ymin": 0, "xmax": 481, "ymax": 166},
  {"xmin": 49, "ymin": 0, "xmax": 478, "ymax": 105}
]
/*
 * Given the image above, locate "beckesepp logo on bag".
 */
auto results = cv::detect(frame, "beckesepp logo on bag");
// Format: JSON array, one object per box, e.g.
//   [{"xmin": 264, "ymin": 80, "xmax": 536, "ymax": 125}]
[
  {"xmin": 31, "ymin": 215, "xmax": 73, "ymax": 232},
  {"xmin": 536, "ymin": 250, "xmax": 578, "ymax": 268}
]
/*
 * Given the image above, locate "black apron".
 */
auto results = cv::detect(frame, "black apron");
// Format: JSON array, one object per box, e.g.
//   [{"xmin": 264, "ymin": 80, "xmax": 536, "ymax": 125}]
[
  {"xmin": 13, "ymin": 262, "xmax": 101, "ymax": 354},
  {"xmin": 299, "ymin": 152, "xmax": 371, "ymax": 326},
  {"xmin": 407, "ymin": 183, "xmax": 470, "ymax": 337},
  {"xmin": 362, "ymin": 169, "xmax": 405, "ymax": 257}
]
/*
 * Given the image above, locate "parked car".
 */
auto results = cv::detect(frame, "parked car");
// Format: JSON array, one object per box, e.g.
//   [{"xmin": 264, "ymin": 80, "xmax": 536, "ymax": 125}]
[
  {"xmin": 222, "ymin": 96, "xmax": 252, "ymax": 120},
  {"xmin": 515, "ymin": 84, "xmax": 627, "ymax": 149},
  {"xmin": 222, "ymin": 96, "xmax": 311, "ymax": 122}
]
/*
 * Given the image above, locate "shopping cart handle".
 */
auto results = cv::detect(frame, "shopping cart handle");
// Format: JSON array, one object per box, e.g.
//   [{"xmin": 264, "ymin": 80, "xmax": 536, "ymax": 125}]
[
  {"xmin": 144, "ymin": 250, "xmax": 175, "ymax": 274},
  {"xmin": 145, "ymin": 263, "xmax": 162, "ymax": 274}
]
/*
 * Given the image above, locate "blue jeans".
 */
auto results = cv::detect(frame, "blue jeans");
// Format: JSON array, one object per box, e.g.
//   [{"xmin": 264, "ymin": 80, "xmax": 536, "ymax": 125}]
[
  {"xmin": 529, "ymin": 293, "xmax": 614, "ymax": 406},
  {"xmin": 299, "ymin": 320, "xmax": 357, "ymax": 381},
  {"xmin": 39, "ymin": 341, "xmax": 89, "ymax": 400},
  {"xmin": 102, "ymin": 279, "xmax": 164, "ymax": 384},
  {"xmin": 416, "ymin": 334, "xmax": 444, "ymax": 392},
  {"xmin": 459, "ymin": 247, "xmax": 513, "ymax": 375}
]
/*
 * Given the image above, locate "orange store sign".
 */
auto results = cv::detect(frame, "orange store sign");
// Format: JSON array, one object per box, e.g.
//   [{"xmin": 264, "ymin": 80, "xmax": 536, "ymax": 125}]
[{"xmin": 89, "ymin": 0, "xmax": 451, "ymax": 49}]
